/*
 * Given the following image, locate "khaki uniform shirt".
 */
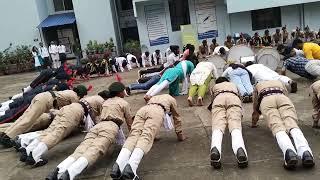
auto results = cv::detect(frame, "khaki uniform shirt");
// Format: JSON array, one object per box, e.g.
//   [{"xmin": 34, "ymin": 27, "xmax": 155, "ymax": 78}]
[
  {"xmin": 54, "ymin": 90, "xmax": 79, "ymax": 108},
  {"xmin": 148, "ymin": 94, "xmax": 182, "ymax": 133},
  {"xmin": 100, "ymin": 97, "xmax": 132, "ymax": 129},
  {"xmin": 81, "ymin": 95, "xmax": 105, "ymax": 121}
]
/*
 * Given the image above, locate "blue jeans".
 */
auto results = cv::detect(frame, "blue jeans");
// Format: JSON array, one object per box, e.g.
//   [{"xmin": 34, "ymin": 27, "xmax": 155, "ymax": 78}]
[
  {"xmin": 130, "ymin": 75, "xmax": 161, "ymax": 90},
  {"xmin": 229, "ymin": 68, "xmax": 253, "ymax": 96}
]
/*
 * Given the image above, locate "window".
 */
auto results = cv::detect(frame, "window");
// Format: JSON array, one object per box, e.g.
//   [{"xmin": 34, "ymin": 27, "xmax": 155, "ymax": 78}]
[
  {"xmin": 53, "ymin": 0, "xmax": 74, "ymax": 12},
  {"xmin": 251, "ymin": 7, "xmax": 281, "ymax": 31},
  {"xmin": 120, "ymin": 0, "xmax": 133, "ymax": 10},
  {"xmin": 168, "ymin": 0, "xmax": 191, "ymax": 31}
]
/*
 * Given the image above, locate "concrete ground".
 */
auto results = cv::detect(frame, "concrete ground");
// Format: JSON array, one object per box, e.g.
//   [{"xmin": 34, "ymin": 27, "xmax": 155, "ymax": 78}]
[{"xmin": 0, "ymin": 68, "xmax": 319, "ymax": 180}]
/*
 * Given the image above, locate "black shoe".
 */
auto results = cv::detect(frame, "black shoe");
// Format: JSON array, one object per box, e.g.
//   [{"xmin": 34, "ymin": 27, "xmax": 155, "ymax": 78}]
[
  {"xmin": 0, "ymin": 134, "xmax": 13, "ymax": 148},
  {"xmin": 122, "ymin": 164, "xmax": 140, "ymax": 180},
  {"xmin": 25, "ymin": 152, "xmax": 36, "ymax": 165},
  {"xmin": 126, "ymin": 87, "xmax": 131, "ymax": 96},
  {"xmin": 283, "ymin": 149, "xmax": 298, "ymax": 170},
  {"xmin": 12, "ymin": 137, "xmax": 21, "ymax": 151},
  {"xmin": 236, "ymin": 148, "xmax": 248, "ymax": 168},
  {"xmin": 34, "ymin": 158, "xmax": 48, "ymax": 167},
  {"xmin": 46, "ymin": 168, "xmax": 59, "ymax": 180},
  {"xmin": 58, "ymin": 171, "xmax": 70, "ymax": 180},
  {"xmin": 20, "ymin": 148, "xmax": 28, "ymax": 162},
  {"xmin": 210, "ymin": 147, "xmax": 221, "ymax": 169},
  {"xmin": 110, "ymin": 163, "xmax": 122, "ymax": 179},
  {"xmin": 302, "ymin": 151, "xmax": 315, "ymax": 168}
]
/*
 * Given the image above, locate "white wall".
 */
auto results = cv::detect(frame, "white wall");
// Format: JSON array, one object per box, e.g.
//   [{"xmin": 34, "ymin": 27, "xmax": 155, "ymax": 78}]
[
  {"xmin": 72, "ymin": 0, "xmax": 118, "ymax": 51},
  {"xmin": 304, "ymin": 1, "xmax": 320, "ymax": 31},
  {"xmin": 229, "ymin": 5, "xmax": 301, "ymax": 37},
  {"xmin": 0, "ymin": 0, "xmax": 42, "ymax": 51},
  {"xmin": 135, "ymin": 0, "xmax": 227, "ymax": 53}
]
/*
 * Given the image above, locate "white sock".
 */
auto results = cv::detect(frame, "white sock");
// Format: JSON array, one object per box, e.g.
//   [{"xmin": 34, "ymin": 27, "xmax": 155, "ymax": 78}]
[
  {"xmin": 211, "ymin": 129, "xmax": 223, "ymax": 153},
  {"xmin": 1, "ymin": 100, "xmax": 13, "ymax": 107},
  {"xmin": 231, "ymin": 129, "xmax": 247, "ymax": 157},
  {"xmin": 19, "ymin": 132, "xmax": 40, "ymax": 148},
  {"xmin": 11, "ymin": 93, "xmax": 23, "ymax": 100},
  {"xmin": 0, "ymin": 105, "xmax": 10, "ymax": 112},
  {"xmin": 23, "ymin": 86, "xmax": 32, "ymax": 93},
  {"xmin": 67, "ymin": 157, "xmax": 88, "ymax": 180},
  {"xmin": 128, "ymin": 148, "xmax": 144, "ymax": 176},
  {"xmin": 275, "ymin": 131, "xmax": 297, "ymax": 159},
  {"xmin": 116, "ymin": 148, "xmax": 132, "ymax": 172},
  {"xmin": 290, "ymin": 128, "xmax": 313, "ymax": 158},
  {"xmin": 26, "ymin": 139, "xmax": 40, "ymax": 156},
  {"xmin": 31, "ymin": 142, "xmax": 48, "ymax": 163},
  {"xmin": 57, "ymin": 156, "xmax": 76, "ymax": 178},
  {"xmin": 149, "ymin": 80, "xmax": 169, "ymax": 96},
  {"xmin": 0, "ymin": 111, "xmax": 5, "ymax": 117}
]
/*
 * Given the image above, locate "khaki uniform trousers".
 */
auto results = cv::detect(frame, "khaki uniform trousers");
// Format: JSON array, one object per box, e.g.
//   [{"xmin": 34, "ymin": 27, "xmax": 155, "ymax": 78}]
[
  {"xmin": 260, "ymin": 94, "xmax": 299, "ymax": 136},
  {"xmin": 123, "ymin": 105, "xmax": 164, "ymax": 153},
  {"xmin": 211, "ymin": 94, "xmax": 242, "ymax": 133},
  {"xmin": 311, "ymin": 92, "xmax": 320, "ymax": 120},
  {"xmin": 70, "ymin": 121, "xmax": 119, "ymax": 166},
  {"xmin": 0, "ymin": 113, "xmax": 53, "ymax": 134},
  {"xmin": 39, "ymin": 103, "xmax": 83, "ymax": 149},
  {"xmin": 5, "ymin": 93, "xmax": 54, "ymax": 138}
]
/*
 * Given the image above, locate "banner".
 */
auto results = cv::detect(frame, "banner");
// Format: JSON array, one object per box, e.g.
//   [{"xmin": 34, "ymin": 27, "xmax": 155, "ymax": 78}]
[
  {"xmin": 145, "ymin": 4, "xmax": 169, "ymax": 46},
  {"xmin": 196, "ymin": 0, "xmax": 218, "ymax": 40},
  {"xmin": 181, "ymin": 25, "xmax": 198, "ymax": 50}
]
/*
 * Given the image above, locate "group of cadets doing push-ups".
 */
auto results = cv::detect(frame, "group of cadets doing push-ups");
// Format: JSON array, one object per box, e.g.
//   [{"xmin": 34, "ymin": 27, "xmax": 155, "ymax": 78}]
[{"xmin": 0, "ymin": 43, "xmax": 318, "ymax": 180}]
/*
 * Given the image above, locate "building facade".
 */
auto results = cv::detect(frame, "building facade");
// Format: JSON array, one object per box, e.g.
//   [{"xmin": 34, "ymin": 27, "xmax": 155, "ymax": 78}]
[{"xmin": 0, "ymin": 0, "xmax": 320, "ymax": 56}]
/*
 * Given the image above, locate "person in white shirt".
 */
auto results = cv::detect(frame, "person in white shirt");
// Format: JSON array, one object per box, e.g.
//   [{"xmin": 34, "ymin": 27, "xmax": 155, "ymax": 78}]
[
  {"xmin": 126, "ymin": 53, "xmax": 139, "ymax": 68},
  {"xmin": 116, "ymin": 56, "xmax": 132, "ymax": 72},
  {"xmin": 245, "ymin": 62, "xmax": 297, "ymax": 93},
  {"xmin": 141, "ymin": 51, "xmax": 152, "ymax": 68},
  {"xmin": 49, "ymin": 41, "xmax": 60, "ymax": 69},
  {"xmin": 164, "ymin": 45, "xmax": 180, "ymax": 68},
  {"xmin": 39, "ymin": 42, "xmax": 51, "ymax": 69},
  {"xmin": 31, "ymin": 46, "xmax": 42, "ymax": 72},
  {"xmin": 152, "ymin": 50, "xmax": 163, "ymax": 65},
  {"xmin": 58, "ymin": 43, "xmax": 67, "ymax": 67}
]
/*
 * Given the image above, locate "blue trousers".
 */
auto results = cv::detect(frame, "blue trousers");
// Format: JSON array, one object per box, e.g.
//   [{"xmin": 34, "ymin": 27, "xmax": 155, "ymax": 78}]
[
  {"xmin": 130, "ymin": 75, "xmax": 161, "ymax": 90},
  {"xmin": 229, "ymin": 68, "xmax": 253, "ymax": 96}
]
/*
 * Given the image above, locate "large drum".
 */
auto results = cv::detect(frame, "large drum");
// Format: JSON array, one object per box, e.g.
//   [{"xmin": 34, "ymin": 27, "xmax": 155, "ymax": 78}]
[
  {"xmin": 227, "ymin": 45, "xmax": 255, "ymax": 63},
  {"xmin": 206, "ymin": 55, "xmax": 227, "ymax": 76},
  {"xmin": 256, "ymin": 47, "xmax": 281, "ymax": 70}
]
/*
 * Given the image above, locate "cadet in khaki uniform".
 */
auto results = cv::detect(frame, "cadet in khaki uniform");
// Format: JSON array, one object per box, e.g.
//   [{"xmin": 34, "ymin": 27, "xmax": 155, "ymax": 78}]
[
  {"xmin": 13, "ymin": 110, "xmax": 60, "ymax": 150},
  {"xmin": 208, "ymin": 77, "xmax": 248, "ymax": 169},
  {"xmin": 110, "ymin": 94, "xmax": 187, "ymax": 180},
  {"xmin": 252, "ymin": 80, "xmax": 314, "ymax": 169},
  {"xmin": 20, "ymin": 93, "xmax": 105, "ymax": 167},
  {"xmin": 46, "ymin": 82, "xmax": 132, "ymax": 180},
  {"xmin": 310, "ymin": 80, "xmax": 320, "ymax": 128},
  {"xmin": 0, "ymin": 85, "xmax": 87, "ymax": 148}
]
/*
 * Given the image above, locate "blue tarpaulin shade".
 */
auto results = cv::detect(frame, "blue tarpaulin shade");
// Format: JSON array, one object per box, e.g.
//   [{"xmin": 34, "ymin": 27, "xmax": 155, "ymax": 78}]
[{"xmin": 38, "ymin": 12, "xmax": 76, "ymax": 28}]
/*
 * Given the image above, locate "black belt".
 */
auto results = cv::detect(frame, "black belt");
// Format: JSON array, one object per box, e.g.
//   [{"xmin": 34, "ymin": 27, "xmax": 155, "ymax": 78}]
[
  {"xmin": 148, "ymin": 103, "xmax": 166, "ymax": 112},
  {"xmin": 79, "ymin": 101, "xmax": 89, "ymax": 117},
  {"xmin": 257, "ymin": 89, "xmax": 284, "ymax": 113},
  {"xmin": 49, "ymin": 91, "xmax": 58, "ymax": 109},
  {"xmin": 214, "ymin": 90, "xmax": 239, "ymax": 99},
  {"xmin": 103, "ymin": 117, "xmax": 123, "ymax": 127}
]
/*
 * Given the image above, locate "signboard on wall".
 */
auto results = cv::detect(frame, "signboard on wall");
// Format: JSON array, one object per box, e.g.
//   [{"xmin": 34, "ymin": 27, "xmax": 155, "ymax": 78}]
[
  {"xmin": 145, "ymin": 4, "xmax": 169, "ymax": 46},
  {"xmin": 181, "ymin": 25, "xmax": 198, "ymax": 50},
  {"xmin": 195, "ymin": 0, "xmax": 218, "ymax": 40}
]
